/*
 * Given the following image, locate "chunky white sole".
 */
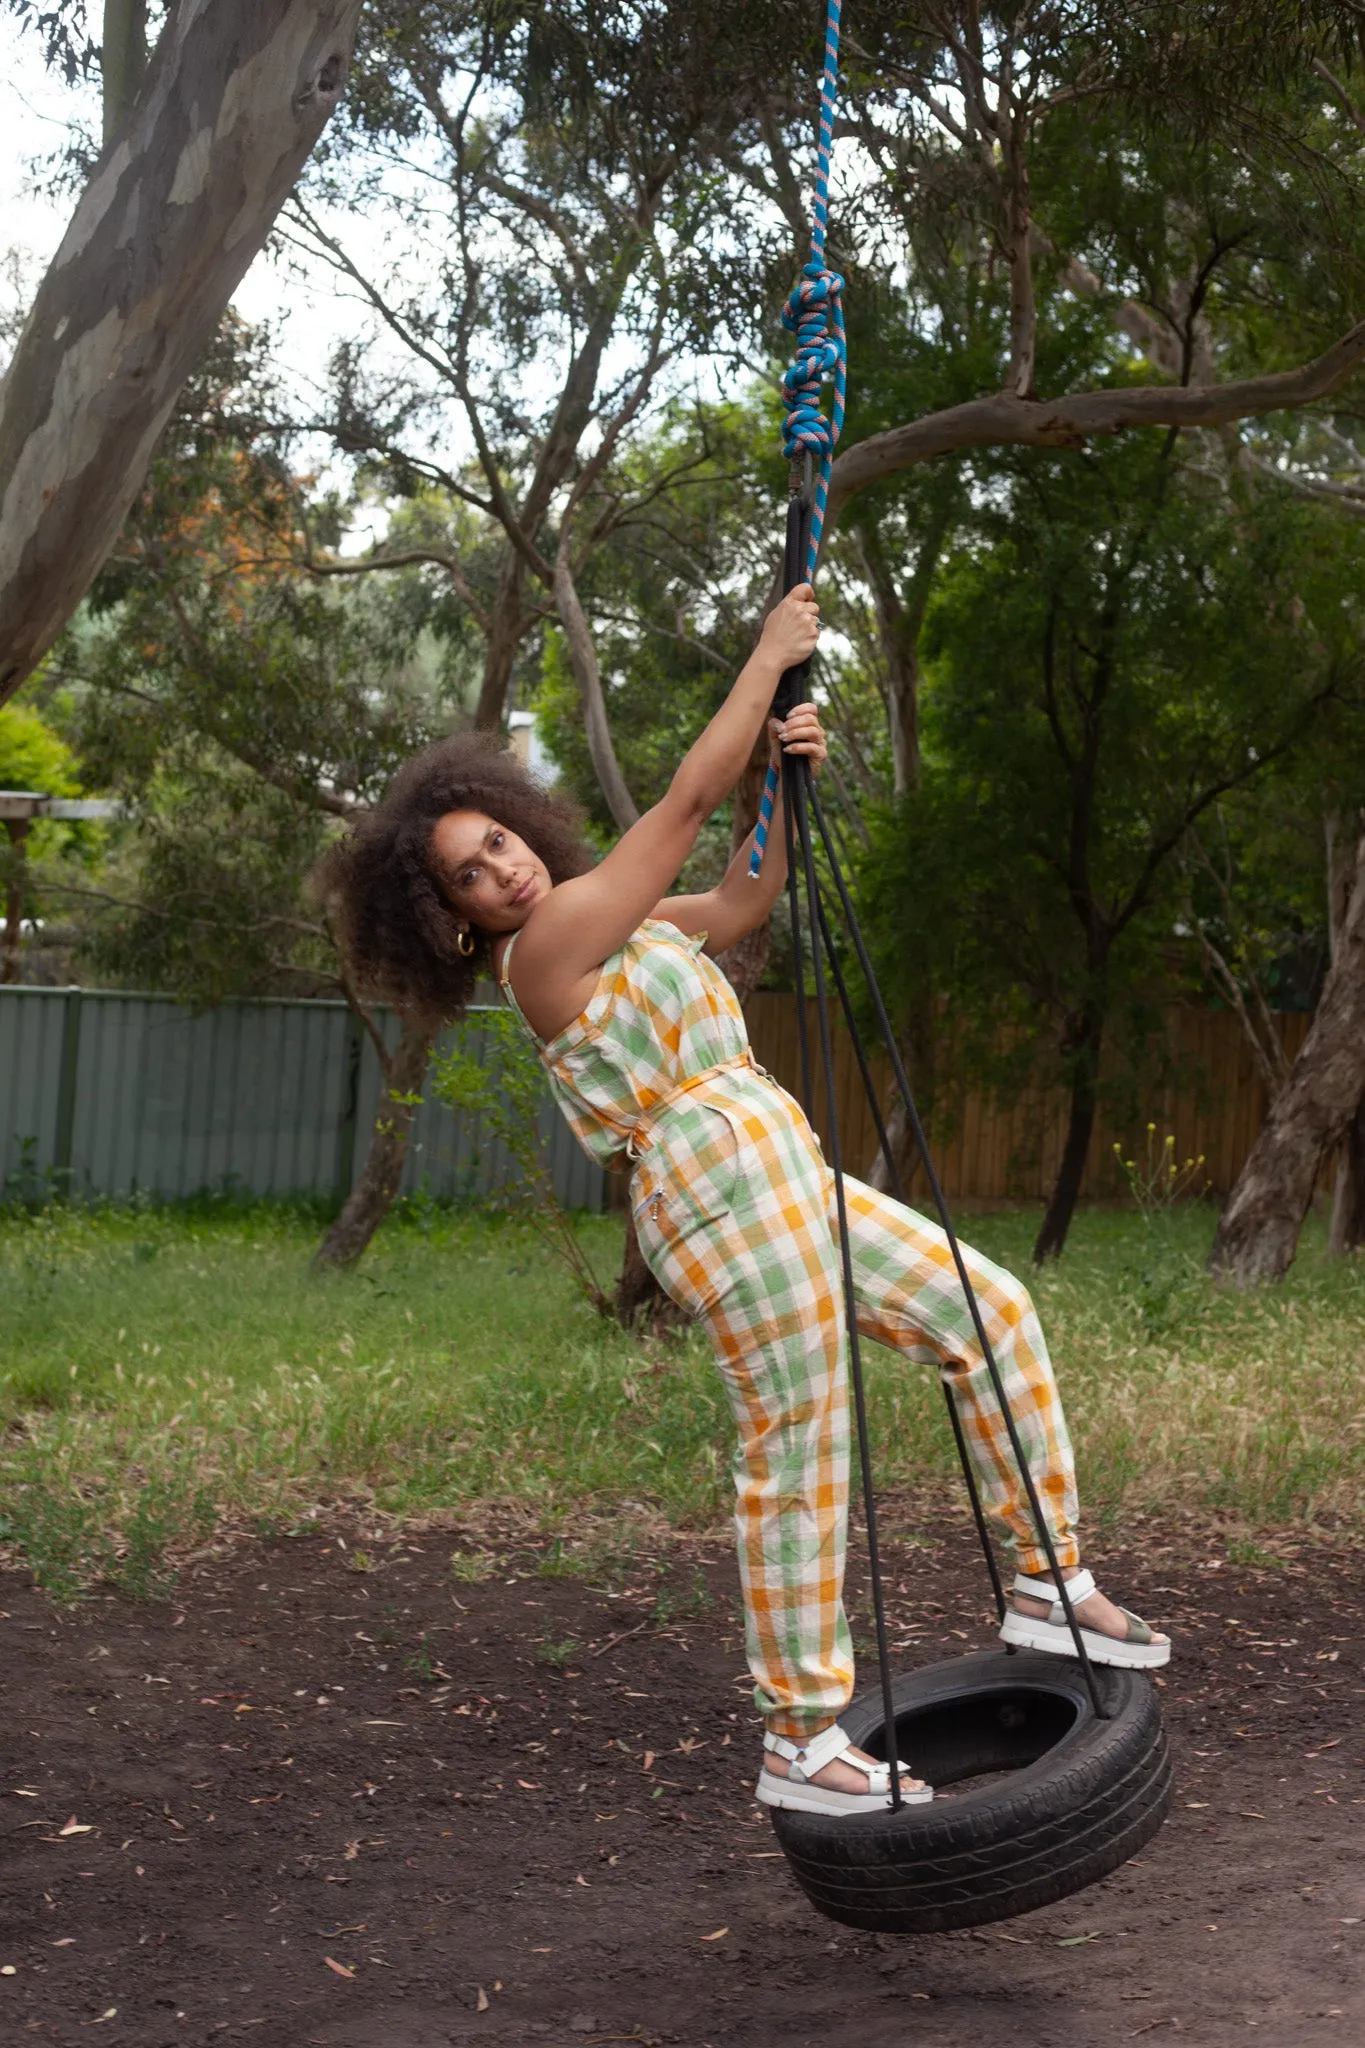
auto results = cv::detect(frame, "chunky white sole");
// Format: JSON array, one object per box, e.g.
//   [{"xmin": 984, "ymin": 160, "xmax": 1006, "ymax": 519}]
[
  {"xmin": 999, "ymin": 1608, "xmax": 1171, "ymax": 1669},
  {"xmin": 755, "ymin": 1768, "xmax": 933, "ymax": 1816}
]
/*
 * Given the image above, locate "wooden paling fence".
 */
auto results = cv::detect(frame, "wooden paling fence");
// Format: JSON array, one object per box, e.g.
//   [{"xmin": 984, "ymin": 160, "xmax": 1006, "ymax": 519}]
[{"xmin": 742, "ymin": 995, "xmax": 1312, "ymax": 1205}]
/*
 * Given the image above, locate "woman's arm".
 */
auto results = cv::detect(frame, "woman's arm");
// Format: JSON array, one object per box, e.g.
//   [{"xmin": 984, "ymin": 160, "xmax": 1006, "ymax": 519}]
[
  {"xmin": 651, "ymin": 701, "xmax": 828, "ymax": 950},
  {"xmin": 508, "ymin": 587, "xmax": 820, "ymax": 1018}
]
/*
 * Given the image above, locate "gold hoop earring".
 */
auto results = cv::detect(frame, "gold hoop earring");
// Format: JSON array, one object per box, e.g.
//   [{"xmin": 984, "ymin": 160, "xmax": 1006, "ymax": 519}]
[{"xmin": 456, "ymin": 928, "xmax": 476, "ymax": 957}]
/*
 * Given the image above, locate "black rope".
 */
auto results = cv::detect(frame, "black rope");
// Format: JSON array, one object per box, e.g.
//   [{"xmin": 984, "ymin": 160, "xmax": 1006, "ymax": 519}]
[
  {"xmin": 804, "ymin": 777, "xmax": 1107, "ymax": 1719},
  {"xmin": 810, "ymin": 884, "xmax": 1009, "ymax": 1627},
  {"xmin": 788, "ymin": 757, "xmax": 904, "ymax": 1808},
  {"xmin": 767, "ymin": 479, "xmax": 1106, "ymax": 1800},
  {"xmin": 771, "ymin": 487, "xmax": 900, "ymax": 1802},
  {"xmin": 778, "ymin": 494, "xmax": 814, "ymax": 1116},
  {"xmin": 782, "ymin": 770, "xmax": 814, "ymax": 1118}
]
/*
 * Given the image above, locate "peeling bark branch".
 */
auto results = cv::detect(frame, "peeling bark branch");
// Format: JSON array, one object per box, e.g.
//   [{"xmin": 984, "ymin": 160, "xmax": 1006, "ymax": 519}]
[
  {"xmin": 824, "ymin": 321, "xmax": 1365, "ymax": 531},
  {"xmin": 0, "ymin": 0, "xmax": 363, "ymax": 706}
]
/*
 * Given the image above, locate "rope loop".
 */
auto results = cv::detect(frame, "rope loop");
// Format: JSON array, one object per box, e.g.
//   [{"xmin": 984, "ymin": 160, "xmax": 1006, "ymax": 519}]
[{"xmin": 780, "ymin": 262, "xmax": 846, "ymax": 464}]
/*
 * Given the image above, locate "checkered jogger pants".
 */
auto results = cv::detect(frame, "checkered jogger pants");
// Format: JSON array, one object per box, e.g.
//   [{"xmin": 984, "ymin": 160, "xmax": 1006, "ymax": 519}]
[{"xmin": 630, "ymin": 1072, "xmax": 1079, "ymax": 1740}]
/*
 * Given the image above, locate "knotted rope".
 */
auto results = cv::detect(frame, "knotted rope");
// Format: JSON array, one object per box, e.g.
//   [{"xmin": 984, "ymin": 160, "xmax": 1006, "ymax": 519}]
[
  {"xmin": 749, "ymin": 0, "xmax": 844, "ymax": 881},
  {"xmin": 780, "ymin": 259, "xmax": 845, "ymax": 573}
]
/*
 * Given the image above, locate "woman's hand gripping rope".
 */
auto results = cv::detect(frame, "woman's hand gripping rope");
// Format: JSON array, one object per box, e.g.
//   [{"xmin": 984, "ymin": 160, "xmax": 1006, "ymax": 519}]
[
  {"xmin": 747, "ymin": 584, "xmax": 822, "ymax": 880},
  {"xmin": 758, "ymin": 580, "xmax": 821, "ymax": 671},
  {"xmin": 769, "ymin": 700, "xmax": 827, "ymax": 776}
]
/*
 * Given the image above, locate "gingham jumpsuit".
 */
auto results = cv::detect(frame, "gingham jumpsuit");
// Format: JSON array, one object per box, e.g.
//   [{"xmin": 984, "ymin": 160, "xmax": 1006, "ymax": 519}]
[{"xmin": 500, "ymin": 917, "xmax": 1078, "ymax": 1740}]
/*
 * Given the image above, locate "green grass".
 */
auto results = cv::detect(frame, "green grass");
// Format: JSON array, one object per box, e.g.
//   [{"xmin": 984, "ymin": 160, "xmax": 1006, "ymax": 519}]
[{"xmin": 2, "ymin": 1195, "xmax": 1363, "ymax": 1598}]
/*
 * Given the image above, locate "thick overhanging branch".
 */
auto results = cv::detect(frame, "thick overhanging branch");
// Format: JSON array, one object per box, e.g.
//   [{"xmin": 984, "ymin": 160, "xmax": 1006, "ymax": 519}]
[{"xmin": 825, "ymin": 320, "xmax": 1365, "ymax": 526}]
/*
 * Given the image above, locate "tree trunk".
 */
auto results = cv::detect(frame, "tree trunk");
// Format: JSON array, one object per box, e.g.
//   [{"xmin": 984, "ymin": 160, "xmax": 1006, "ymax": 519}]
[
  {"xmin": 1324, "ymin": 806, "xmax": 1365, "ymax": 1257},
  {"xmin": 0, "ymin": 0, "xmax": 362, "ymax": 707},
  {"xmin": 1327, "ymin": 1100, "xmax": 1365, "ymax": 1256},
  {"xmin": 313, "ymin": 1014, "xmax": 434, "ymax": 1270},
  {"xmin": 1210, "ymin": 827, "xmax": 1365, "ymax": 1284},
  {"xmin": 1033, "ymin": 1005, "xmax": 1104, "ymax": 1264},
  {"xmin": 553, "ymin": 548, "xmax": 639, "ymax": 832},
  {"xmin": 473, "ymin": 550, "xmax": 526, "ymax": 732}
]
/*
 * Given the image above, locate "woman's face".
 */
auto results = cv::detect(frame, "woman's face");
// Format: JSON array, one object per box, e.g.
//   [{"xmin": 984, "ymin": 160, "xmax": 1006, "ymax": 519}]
[{"xmin": 430, "ymin": 810, "xmax": 552, "ymax": 935}]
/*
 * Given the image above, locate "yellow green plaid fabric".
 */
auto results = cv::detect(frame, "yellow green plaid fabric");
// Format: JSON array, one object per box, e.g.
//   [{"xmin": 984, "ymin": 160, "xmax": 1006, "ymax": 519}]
[
  {"xmin": 501, "ymin": 920, "xmax": 1078, "ymax": 1737},
  {"xmin": 500, "ymin": 918, "xmax": 751, "ymax": 1169}
]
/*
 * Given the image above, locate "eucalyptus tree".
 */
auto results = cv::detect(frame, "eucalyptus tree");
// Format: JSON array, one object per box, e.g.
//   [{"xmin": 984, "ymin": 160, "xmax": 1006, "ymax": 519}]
[
  {"xmin": 1207, "ymin": 789, "xmax": 1365, "ymax": 1282},
  {"xmin": 1178, "ymin": 765, "xmax": 1365, "ymax": 1265},
  {"xmin": 0, "ymin": 0, "xmax": 364, "ymax": 705},
  {"xmin": 855, "ymin": 426, "xmax": 1362, "ymax": 1263}
]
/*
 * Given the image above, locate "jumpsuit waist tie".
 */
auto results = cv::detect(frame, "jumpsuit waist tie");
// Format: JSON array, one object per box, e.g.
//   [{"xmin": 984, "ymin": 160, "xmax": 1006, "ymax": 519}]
[{"xmin": 626, "ymin": 1048, "xmax": 758, "ymax": 1163}]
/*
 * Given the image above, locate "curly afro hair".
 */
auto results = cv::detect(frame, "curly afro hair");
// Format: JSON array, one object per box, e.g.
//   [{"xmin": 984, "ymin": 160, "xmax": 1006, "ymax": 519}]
[{"xmin": 318, "ymin": 732, "xmax": 596, "ymax": 1025}]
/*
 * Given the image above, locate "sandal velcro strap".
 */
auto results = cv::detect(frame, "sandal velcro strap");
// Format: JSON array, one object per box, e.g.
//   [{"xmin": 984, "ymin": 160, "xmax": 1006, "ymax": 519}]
[
  {"xmin": 764, "ymin": 1722, "xmax": 913, "ymax": 1792},
  {"xmin": 1001, "ymin": 1569, "xmax": 1170, "ymax": 1669},
  {"xmin": 764, "ymin": 1721, "xmax": 854, "ymax": 1781},
  {"xmin": 1013, "ymin": 1568, "xmax": 1095, "ymax": 1625}
]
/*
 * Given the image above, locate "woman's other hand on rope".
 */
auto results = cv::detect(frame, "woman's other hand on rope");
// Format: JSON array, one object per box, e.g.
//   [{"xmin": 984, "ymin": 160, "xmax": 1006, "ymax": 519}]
[
  {"xmin": 652, "ymin": 707, "xmax": 828, "ymax": 953},
  {"xmin": 770, "ymin": 701, "xmax": 827, "ymax": 778},
  {"xmin": 759, "ymin": 581, "xmax": 821, "ymax": 670}
]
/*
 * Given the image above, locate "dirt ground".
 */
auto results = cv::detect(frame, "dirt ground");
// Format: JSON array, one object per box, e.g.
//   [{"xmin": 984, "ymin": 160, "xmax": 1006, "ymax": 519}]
[{"xmin": 1, "ymin": 1509, "xmax": 1361, "ymax": 2048}]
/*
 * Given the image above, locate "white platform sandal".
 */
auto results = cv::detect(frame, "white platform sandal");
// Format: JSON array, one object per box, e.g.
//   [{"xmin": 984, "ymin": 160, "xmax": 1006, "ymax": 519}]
[
  {"xmin": 998, "ymin": 1569, "xmax": 1171, "ymax": 1669},
  {"xmin": 755, "ymin": 1721, "xmax": 933, "ymax": 1817}
]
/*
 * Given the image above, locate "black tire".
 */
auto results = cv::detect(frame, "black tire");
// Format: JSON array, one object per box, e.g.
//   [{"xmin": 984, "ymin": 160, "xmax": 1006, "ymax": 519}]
[{"xmin": 768, "ymin": 1649, "xmax": 1173, "ymax": 1934}]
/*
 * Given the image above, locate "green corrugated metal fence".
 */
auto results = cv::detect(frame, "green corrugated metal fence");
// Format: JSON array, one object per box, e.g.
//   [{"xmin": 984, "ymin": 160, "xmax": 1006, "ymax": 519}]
[{"xmin": 0, "ymin": 987, "xmax": 604, "ymax": 1212}]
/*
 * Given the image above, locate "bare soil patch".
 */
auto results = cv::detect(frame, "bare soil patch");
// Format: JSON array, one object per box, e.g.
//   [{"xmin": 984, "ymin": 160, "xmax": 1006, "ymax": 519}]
[{"xmin": 1, "ymin": 1515, "xmax": 1360, "ymax": 2047}]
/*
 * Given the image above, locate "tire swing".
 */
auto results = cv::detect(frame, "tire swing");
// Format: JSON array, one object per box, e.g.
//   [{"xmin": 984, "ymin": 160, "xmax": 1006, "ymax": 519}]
[{"xmin": 749, "ymin": 0, "xmax": 1173, "ymax": 1935}]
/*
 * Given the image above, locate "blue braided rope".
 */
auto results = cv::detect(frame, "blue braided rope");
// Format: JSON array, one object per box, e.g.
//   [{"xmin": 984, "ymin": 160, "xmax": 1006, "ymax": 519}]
[
  {"xmin": 750, "ymin": 0, "xmax": 844, "ymax": 881},
  {"xmin": 781, "ymin": 0, "xmax": 845, "ymax": 584}
]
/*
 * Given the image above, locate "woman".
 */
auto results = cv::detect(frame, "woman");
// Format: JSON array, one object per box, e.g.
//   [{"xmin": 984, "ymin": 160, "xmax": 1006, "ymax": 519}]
[{"xmin": 326, "ymin": 583, "xmax": 1169, "ymax": 1820}]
